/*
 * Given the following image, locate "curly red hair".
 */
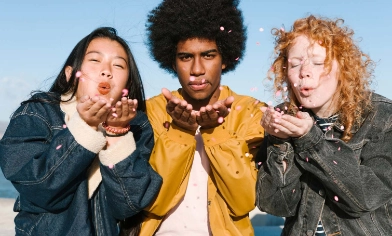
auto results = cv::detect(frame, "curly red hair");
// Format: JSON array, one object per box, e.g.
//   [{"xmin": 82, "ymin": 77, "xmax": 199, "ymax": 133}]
[{"xmin": 268, "ymin": 15, "xmax": 374, "ymax": 142}]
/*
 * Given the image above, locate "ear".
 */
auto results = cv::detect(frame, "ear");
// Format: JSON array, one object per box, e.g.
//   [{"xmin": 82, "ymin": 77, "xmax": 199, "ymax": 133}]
[
  {"xmin": 221, "ymin": 64, "xmax": 226, "ymax": 70},
  {"xmin": 65, "ymin": 66, "xmax": 73, "ymax": 82}
]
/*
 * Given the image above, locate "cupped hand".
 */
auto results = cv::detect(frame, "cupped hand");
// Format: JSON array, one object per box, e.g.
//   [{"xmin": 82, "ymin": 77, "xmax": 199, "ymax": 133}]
[
  {"xmin": 275, "ymin": 111, "xmax": 314, "ymax": 138},
  {"xmin": 105, "ymin": 97, "xmax": 138, "ymax": 128},
  {"xmin": 77, "ymin": 95, "xmax": 112, "ymax": 129},
  {"xmin": 196, "ymin": 96, "xmax": 234, "ymax": 129},
  {"xmin": 162, "ymin": 88, "xmax": 198, "ymax": 132},
  {"xmin": 261, "ymin": 106, "xmax": 313, "ymax": 139},
  {"xmin": 260, "ymin": 106, "xmax": 290, "ymax": 139}
]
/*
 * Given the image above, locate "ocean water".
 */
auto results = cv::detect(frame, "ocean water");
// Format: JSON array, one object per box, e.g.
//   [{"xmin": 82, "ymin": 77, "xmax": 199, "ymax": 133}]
[{"xmin": 0, "ymin": 169, "xmax": 18, "ymax": 198}]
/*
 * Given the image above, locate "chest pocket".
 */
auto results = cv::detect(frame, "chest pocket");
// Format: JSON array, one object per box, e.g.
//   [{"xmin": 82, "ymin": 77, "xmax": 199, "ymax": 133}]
[{"xmin": 347, "ymin": 139, "xmax": 369, "ymax": 164}]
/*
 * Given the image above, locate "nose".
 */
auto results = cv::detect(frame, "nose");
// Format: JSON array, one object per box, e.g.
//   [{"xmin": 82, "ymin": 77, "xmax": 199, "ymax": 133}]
[
  {"xmin": 190, "ymin": 57, "xmax": 205, "ymax": 76},
  {"xmin": 300, "ymin": 61, "xmax": 312, "ymax": 79},
  {"xmin": 100, "ymin": 64, "xmax": 113, "ymax": 79}
]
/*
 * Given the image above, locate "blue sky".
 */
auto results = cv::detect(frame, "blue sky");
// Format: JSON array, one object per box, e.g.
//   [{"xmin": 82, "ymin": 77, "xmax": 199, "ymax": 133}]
[{"xmin": 0, "ymin": 0, "xmax": 391, "ymax": 122}]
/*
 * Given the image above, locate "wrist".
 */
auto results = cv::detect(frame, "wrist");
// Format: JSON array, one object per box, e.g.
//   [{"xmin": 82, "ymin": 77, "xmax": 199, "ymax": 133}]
[{"xmin": 102, "ymin": 122, "xmax": 130, "ymax": 137}]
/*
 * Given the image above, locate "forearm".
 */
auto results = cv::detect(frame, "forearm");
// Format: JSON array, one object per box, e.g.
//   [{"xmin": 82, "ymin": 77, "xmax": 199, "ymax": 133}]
[{"xmin": 256, "ymin": 135, "xmax": 303, "ymax": 217}]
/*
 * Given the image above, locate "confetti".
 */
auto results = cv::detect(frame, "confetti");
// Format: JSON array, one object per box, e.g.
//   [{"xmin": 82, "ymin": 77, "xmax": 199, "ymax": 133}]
[
  {"xmin": 334, "ymin": 196, "xmax": 339, "ymax": 201},
  {"xmin": 275, "ymin": 90, "xmax": 281, "ymax": 97},
  {"xmin": 340, "ymin": 125, "xmax": 344, "ymax": 130},
  {"xmin": 306, "ymin": 157, "xmax": 309, "ymax": 162},
  {"xmin": 108, "ymin": 164, "xmax": 114, "ymax": 169},
  {"xmin": 333, "ymin": 160, "xmax": 337, "ymax": 164},
  {"xmin": 259, "ymin": 27, "xmax": 264, "ymax": 32},
  {"xmin": 122, "ymin": 89, "xmax": 128, "ymax": 97},
  {"xmin": 112, "ymin": 113, "xmax": 118, "ymax": 117},
  {"xmin": 62, "ymin": 124, "xmax": 67, "ymax": 128},
  {"xmin": 56, "ymin": 145, "xmax": 62, "ymax": 150},
  {"xmin": 190, "ymin": 76, "xmax": 195, "ymax": 81},
  {"xmin": 292, "ymin": 189, "xmax": 296, "ymax": 193},
  {"xmin": 228, "ymin": 30, "xmax": 232, "ymax": 33},
  {"xmin": 75, "ymin": 71, "xmax": 82, "ymax": 78},
  {"xmin": 235, "ymin": 57, "xmax": 239, "ymax": 61},
  {"xmin": 227, "ymin": 108, "xmax": 231, "ymax": 112},
  {"xmin": 164, "ymin": 121, "xmax": 170, "ymax": 129},
  {"xmin": 202, "ymin": 79, "xmax": 205, "ymax": 83},
  {"xmin": 280, "ymin": 27, "xmax": 285, "ymax": 32},
  {"xmin": 218, "ymin": 117, "xmax": 224, "ymax": 123},
  {"xmin": 256, "ymin": 42, "xmax": 260, "ymax": 45},
  {"xmin": 285, "ymin": 106, "xmax": 288, "ymax": 110},
  {"xmin": 338, "ymin": 147, "xmax": 341, "ymax": 151},
  {"xmin": 236, "ymin": 105, "xmax": 241, "ymax": 110},
  {"xmin": 294, "ymin": 83, "xmax": 298, "ymax": 87},
  {"xmin": 245, "ymin": 153, "xmax": 250, "ymax": 157},
  {"xmin": 220, "ymin": 26, "xmax": 224, "ymax": 31},
  {"xmin": 283, "ymin": 86, "xmax": 288, "ymax": 92},
  {"xmin": 257, "ymin": 162, "xmax": 262, "ymax": 165}
]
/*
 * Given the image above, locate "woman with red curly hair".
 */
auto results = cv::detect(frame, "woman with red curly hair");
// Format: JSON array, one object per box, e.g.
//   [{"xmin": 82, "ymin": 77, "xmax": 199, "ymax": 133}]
[{"xmin": 256, "ymin": 15, "xmax": 392, "ymax": 235}]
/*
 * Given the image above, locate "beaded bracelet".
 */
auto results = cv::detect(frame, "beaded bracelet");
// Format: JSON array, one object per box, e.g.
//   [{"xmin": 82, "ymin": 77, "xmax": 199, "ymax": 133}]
[{"xmin": 102, "ymin": 122, "xmax": 130, "ymax": 136}]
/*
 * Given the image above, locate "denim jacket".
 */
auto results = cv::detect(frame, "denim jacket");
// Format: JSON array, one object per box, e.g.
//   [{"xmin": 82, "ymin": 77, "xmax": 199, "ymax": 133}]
[
  {"xmin": 0, "ymin": 92, "xmax": 162, "ymax": 236},
  {"xmin": 256, "ymin": 93, "xmax": 392, "ymax": 236}
]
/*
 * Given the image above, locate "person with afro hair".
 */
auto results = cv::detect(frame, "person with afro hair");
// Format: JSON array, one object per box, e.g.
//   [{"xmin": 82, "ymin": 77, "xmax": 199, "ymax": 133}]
[{"xmin": 137, "ymin": 0, "xmax": 266, "ymax": 235}]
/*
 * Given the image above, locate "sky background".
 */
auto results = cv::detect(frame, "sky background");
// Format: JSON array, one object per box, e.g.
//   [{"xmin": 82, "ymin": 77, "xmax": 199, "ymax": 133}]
[{"xmin": 0, "ymin": 0, "xmax": 391, "ymax": 122}]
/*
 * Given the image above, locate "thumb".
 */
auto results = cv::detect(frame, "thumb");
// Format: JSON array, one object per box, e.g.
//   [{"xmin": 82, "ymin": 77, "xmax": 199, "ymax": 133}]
[
  {"xmin": 223, "ymin": 96, "xmax": 234, "ymax": 107},
  {"xmin": 79, "ymin": 95, "xmax": 90, "ymax": 103},
  {"xmin": 161, "ymin": 88, "xmax": 172, "ymax": 101},
  {"xmin": 296, "ymin": 111, "xmax": 311, "ymax": 119}
]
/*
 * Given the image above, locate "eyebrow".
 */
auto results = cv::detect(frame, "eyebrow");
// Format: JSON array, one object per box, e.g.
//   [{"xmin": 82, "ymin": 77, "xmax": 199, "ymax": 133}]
[
  {"xmin": 176, "ymin": 49, "xmax": 219, "ymax": 57},
  {"xmin": 85, "ymin": 51, "xmax": 128, "ymax": 63}
]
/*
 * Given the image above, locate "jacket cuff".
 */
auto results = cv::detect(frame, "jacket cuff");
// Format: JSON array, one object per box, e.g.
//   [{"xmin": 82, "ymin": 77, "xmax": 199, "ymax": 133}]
[
  {"xmin": 99, "ymin": 132, "xmax": 136, "ymax": 166},
  {"xmin": 200, "ymin": 124, "xmax": 231, "ymax": 146},
  {"xmin": 166, "ymin": 122, "xmax": 195, "ymax": 144},
  {"xmin": 67, "ymin": 112, "xmax": 106, "ymax": 153},
  {"xmin": 292, "ymin": 125, "xmax": 323, "ymax": 152},
  {"xmin": 268, "ymin": 135, "xmax": 291, "ymax": 145}
]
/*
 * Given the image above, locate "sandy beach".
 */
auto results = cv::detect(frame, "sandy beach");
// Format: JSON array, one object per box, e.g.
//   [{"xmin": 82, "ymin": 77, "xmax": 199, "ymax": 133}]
[{"xmin": 0, "ymin": 198, "xmax": 17, "ymax": 236}]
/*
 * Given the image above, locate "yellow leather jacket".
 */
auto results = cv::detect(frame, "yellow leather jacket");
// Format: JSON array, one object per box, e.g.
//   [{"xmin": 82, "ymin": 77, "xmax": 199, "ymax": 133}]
[{"xmin": 141, "ymin": 86, "xmax": 265, "ymax": 235}]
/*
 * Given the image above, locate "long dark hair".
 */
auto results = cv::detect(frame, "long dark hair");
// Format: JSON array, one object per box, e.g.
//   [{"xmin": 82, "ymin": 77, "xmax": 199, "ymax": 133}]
[
  {"xmin": 119, "ymin": 211, "xmax": 145, "ymax": 236},
  {"xmin": 22, "ymin": 27, "xmax": 147, "ymax": 112}
]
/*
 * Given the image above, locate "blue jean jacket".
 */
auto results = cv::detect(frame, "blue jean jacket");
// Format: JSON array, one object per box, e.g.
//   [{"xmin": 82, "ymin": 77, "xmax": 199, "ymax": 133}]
[
  {"xmin": 256, "ymin": 93, "xmax": 392, "ymax": 236},
  {"xmin": 0, "ymin": 93, "xmax": 162, "ymax": 236}
]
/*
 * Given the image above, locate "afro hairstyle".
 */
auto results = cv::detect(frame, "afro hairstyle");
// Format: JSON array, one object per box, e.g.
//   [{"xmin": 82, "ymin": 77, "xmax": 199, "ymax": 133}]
[{"xmin": 146, "ymin": 0, "xmax": 247, "ymax": 76}]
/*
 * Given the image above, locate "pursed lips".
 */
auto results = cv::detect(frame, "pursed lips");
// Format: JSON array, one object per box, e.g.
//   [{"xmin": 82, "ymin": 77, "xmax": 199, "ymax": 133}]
[{"xmin": 98, "ymin": 82, "xmax": 111, "ymax": 95}]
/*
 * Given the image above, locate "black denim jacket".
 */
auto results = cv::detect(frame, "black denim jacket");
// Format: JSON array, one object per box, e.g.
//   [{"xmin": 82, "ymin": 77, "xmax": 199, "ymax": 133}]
[{"xmin": 256, "ymin": 93, "xmax": 392, "ymax": 236}]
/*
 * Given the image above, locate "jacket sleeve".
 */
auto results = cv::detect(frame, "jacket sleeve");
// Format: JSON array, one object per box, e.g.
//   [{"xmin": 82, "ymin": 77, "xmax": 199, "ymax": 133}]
[
  {"xmin": 99, "ymin": 113, "xmax": 162, "ymax": 219},
  {"xmin": 293, "ymin": 122, "xmax": 392, "ymax": 217},
  {"xmin": 0, "ymin": 105, "xmax": 105, "ymax": 213},
  {"xmin": 255, "ymin": 135, "xmax": 304, "ymax": 217},
  {"xmin": 201, "ymin": 97, "xmax": 265, "ymax": 216},
  {"xmin": 144, "ymin": 96, "xmax": 196, "ymax": 216}
]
